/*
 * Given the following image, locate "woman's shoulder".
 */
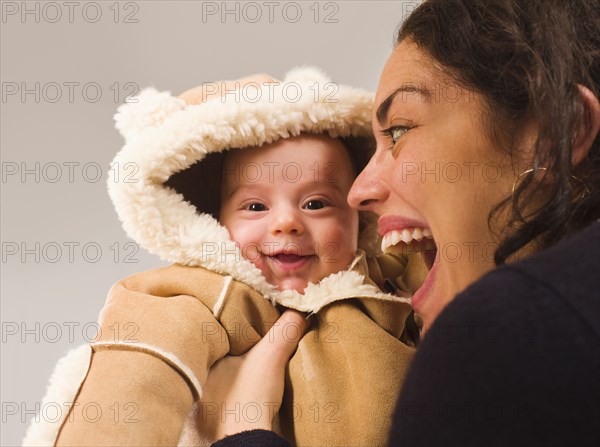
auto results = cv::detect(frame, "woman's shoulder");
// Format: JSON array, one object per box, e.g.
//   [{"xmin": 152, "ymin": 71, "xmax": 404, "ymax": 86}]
[
  {"xmin": 414, "ymin": 220, "xmax": 600, "ymax": 400},
  {"xmin": 447, "ymin": 220, "xmax": 600, "ymax": 341},
  {"xmin": 504, "ymin": 220, "xmax": 599, "ymax": 305},
  {"xmin": 393, "ymin": 222, "xmax": 600, "ymax": 446}
]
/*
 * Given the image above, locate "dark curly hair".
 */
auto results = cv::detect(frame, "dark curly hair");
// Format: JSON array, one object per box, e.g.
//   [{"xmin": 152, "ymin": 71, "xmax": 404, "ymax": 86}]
[{"xmin": 397, "ymin": 0, "xmax": 600, "ymax": 264}]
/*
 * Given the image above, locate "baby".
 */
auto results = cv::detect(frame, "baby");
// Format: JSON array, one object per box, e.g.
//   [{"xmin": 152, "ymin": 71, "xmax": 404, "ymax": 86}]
[
  {"xmin": 24, "ymin": 68, "xmax": 423, "ymax": 447},
  {"xmin": 171, "ymin": 130, "xmax": 417, "ymax": 445},
  {"xmin": 219, "ymin": 133, "xmax": 359, "ymax": 294}
]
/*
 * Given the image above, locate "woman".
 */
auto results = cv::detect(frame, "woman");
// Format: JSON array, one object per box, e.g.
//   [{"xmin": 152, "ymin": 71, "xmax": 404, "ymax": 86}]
[{"xmin": 205, "ymin": 0, "xmax": 600, "ymax": 445}]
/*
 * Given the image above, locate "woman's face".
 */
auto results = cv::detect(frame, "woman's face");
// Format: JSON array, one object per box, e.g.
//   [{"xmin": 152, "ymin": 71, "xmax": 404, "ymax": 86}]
[{"xmin": 348, "ymin": 40, "xmax": 524, "ymax": 332}]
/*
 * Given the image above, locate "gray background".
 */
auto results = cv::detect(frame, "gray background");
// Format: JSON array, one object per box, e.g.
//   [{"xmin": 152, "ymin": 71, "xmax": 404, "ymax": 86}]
[{"xmin": 1, "ymin": 1, "xmax": 415, "ymax": 444}]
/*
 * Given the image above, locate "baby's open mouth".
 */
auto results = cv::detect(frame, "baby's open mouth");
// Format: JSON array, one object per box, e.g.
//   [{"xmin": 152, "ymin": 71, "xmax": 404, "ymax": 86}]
[
  {"xmin": 269, "ymin": 253, "xmax": 315, "ymax": 270},
  {"xmin": 273, "ymin": 253, "xmax": 307, "ymax": 263},
  {"xmin": 381, "ymin": 228, "xmax": 437, "ymax": 271}
]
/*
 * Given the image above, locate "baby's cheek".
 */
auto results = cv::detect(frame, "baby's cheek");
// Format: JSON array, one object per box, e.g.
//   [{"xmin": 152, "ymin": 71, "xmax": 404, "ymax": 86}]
[
  {"xmin": 238, "ymin": 241, "xmax": 261, "ymax": 265},
  {"xmin": 227, "ymin": 225, "xmax": 256, "ymax": 257},
  {"xmin": 327, "ymin": 226, "xmax": 356, "ymax": 256},
  {"xmin": 237, "ymin": 242, "xmax": 272, "ymax": 282}
]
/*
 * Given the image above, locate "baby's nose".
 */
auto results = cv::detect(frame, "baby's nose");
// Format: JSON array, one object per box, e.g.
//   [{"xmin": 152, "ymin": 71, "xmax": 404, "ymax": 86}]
[{"xmin": 271, "ymin": 210, "xmax": 304, "ymax": 236}]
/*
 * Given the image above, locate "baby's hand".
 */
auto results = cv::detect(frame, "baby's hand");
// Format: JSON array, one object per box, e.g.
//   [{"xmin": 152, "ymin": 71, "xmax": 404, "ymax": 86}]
[{"xmin": 178, "ymin": 74, "xmax": 279, "ymax": 105}]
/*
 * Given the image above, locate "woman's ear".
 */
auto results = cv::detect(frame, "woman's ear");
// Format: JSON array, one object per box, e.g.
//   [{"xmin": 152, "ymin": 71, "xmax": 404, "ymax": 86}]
[{"xmin": 572, "ymin": 84, "xmax": 600, "ymax": 166}]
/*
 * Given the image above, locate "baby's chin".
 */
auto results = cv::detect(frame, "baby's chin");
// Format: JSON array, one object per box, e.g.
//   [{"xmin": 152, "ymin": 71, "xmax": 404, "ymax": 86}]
[
  {"xmin": 249, "ymin": 259, "xmax": 311, "ymax": 293},
  {"xmin": 273, "ymin": 277, "xmax": 310, "ymax": 294}
]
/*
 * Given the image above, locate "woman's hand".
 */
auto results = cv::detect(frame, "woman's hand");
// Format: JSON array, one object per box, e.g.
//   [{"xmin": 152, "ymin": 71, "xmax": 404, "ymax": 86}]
[{"xmin": 198, "ymin": 309, "xmax": 309, "ymax": 442}]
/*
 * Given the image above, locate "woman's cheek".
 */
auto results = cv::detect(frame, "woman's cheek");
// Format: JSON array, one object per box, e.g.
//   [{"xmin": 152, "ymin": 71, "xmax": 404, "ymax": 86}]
[{"xmin": 390, "ymin": 160, "xmax": 430, "ymax": 210}]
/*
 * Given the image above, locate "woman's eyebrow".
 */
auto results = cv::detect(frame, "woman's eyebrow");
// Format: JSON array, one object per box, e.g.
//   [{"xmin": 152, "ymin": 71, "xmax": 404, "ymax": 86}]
[{"xmin": 376, "ymin": 85, "xmax": 431, "ymax": 127}]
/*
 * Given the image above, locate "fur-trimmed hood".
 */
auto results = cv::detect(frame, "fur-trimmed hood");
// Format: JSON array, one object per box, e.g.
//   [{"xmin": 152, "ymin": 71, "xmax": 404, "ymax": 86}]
[{"xmin": 108, "ymin": 67, "xmax": 406, "ymax": 312}]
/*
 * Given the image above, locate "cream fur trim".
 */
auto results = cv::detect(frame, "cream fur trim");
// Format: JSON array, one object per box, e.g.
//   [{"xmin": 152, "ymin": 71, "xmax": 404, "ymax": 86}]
[
  {"xmin": 275, "ymin": 266, "xmax": 411, "ymax": 314},
  {"xmin": 22, "ymin": 345, "xmax": 93, "ymax": 446},
  {"xmin": 213, "ymin": 276, "xmax": 233, "ymax": 317},
  {"xmin": 114, "ymin": 88, "xmax": 186, "ymax": 141},
  {"xmin": 109, "ymin": 67, "xmax": 392, "ymax": 312}
]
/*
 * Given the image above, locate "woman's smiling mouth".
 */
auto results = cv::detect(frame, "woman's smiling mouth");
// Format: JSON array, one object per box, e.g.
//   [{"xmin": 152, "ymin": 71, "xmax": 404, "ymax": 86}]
[
  {"xmin": 379, "ymin": 216, "xmax": 437, "ymax": 270},
  {"xmin": 378, "ymin": 216, "xmax": 439, "ymax": 310}
]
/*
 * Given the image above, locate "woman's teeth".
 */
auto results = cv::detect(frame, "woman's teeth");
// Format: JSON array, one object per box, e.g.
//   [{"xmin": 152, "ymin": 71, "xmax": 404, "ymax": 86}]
[{"xmin": 381, "ymin": 228, "xmax": 433, "ymax": 252}]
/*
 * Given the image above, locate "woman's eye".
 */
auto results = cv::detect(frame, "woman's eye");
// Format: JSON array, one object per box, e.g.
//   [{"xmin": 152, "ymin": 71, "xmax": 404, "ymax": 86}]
[
  {"xmin": 382, "ymin": 126, "xmax": 410, "ymax": 145},
  {"xmin": 304, "ymin": 200, "xmax": 326, "ymax": 210},
  {"xmin": 247, "ymin": 203, "xmax": 266, "ymax": 212}
]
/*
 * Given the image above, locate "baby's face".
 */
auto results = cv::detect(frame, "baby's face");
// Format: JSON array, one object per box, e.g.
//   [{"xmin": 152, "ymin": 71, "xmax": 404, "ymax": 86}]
[{"xmin": 219, "ymin": 134, "xmax": 359, "ymax": 293}]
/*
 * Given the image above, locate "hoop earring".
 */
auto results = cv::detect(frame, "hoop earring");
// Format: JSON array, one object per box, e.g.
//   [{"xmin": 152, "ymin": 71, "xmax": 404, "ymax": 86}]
[
  {"xmin": 511, "ymin": 167, "xmax": 547, "ymax": 195},
  {"xmin": 512, "ymin": 167, "xmax": 590, "ymax": 201},
  {"xmin": 571, "ymin": 175, "xmax": 591, "ymax": 201}
]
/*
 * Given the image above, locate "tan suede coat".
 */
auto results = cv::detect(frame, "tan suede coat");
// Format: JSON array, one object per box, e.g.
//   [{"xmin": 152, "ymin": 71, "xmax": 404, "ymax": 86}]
[{"xmin": 24, "ymin": 252, "xmax": 420, "ymax": 447}]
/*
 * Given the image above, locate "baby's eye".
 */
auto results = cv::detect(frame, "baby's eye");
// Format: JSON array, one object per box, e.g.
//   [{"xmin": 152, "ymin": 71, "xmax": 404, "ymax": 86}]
[
  {"xmin": 304, "ymin": 200, "xmax": 326, "ymax": 210},
  {"xmin": 246, "ymin": 203, "xmax": 267, "ymax": 212}
]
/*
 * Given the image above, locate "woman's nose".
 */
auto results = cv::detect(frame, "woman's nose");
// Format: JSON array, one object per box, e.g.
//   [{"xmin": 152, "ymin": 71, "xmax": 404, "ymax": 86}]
[{"xmin": 348, "ymin": 155, "xmax": 389, "ymax": 211}]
